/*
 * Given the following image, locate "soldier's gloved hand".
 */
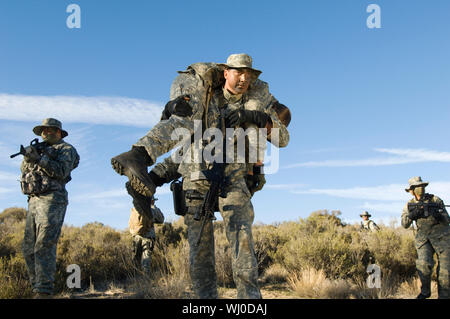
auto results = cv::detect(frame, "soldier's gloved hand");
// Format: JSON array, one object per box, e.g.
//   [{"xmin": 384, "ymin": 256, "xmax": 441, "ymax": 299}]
[
  {"xmin": 225, "ymin": 109, "xmax": 269, "ymax": 128},
  {"xmin": 408, "ymin": 208, "xmax": 421, "ymax": 221},
  {"xmin": 161, "ymin": 95, "xmax": 192, "ymax": 120},
  {"xmin": 24, "ymin": 146, "xmax": 41, "ymax": 163},
  {"xmin": 252, "ymin": 174, "xmax": 266, "ymax": 194},
  {"xmin": 245, "ymin": 174, "xmax": 266, "ymax": 196},
  {"xmin": 149, "ymin": 171, "xmax": 167, "ymax": 187}
]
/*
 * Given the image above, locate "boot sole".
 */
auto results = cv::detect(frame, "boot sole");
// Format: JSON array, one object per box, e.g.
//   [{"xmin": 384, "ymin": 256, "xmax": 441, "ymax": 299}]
[{"xmin": 111, "ymin": 159, "xmax": 153, "ymax": 197}]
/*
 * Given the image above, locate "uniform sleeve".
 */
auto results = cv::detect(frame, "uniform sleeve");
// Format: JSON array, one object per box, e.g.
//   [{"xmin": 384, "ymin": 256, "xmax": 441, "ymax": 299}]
[
  {"xmin": 401, "ymin": 202, "xmax": 413, "ymax": 229},
  {"xmin": 38, "ymin": 145, "xmax": 79, "ymax": 181},
  {"xmin": 370, "ymin": 221, "xmax": 380, "ymax": 231},
  {"xmin": 433, "ymin": 196, "xmax": 450, "ymax": 224},
  {"xmin": 253, "ymin": 80, "xmax": 290, "ymax": 148},
  {"xmin": 134, "ymin": 73, "xmax": 206, "ymax": 161},
  {"xmin": 151, "ymin": 154, "xmax": 182, "ymax": 183},
  {"xmin": 266, "ymin": 99, "xmax": 290, "ymax": 148}
]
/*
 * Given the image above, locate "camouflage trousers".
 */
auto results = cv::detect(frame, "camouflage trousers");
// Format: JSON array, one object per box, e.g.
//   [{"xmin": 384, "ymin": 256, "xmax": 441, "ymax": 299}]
[
  {"xmin": 184, "ymin": 178, "xmax": 261, "ymax": 299},
  {"xmin": 132, "ymin": 234, "xmax": 155, "ymax": 274},
  {"xmin": 22, "ymin": 191, "xmax": 68, "ymax": 294},
  {"xmin": 415, "ymin": 229, "xmax": 450, "ymax": 299}
]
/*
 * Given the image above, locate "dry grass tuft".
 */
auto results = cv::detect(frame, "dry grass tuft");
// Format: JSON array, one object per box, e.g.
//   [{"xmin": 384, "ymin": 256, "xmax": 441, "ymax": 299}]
[{"xmin": 287, "ymin": 267, "xmax": 355, "ymax": 299}]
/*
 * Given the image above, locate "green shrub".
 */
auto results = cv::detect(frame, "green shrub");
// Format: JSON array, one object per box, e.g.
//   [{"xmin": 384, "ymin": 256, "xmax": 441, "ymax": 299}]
[{"xmin": 0, "ymin": 206, "xmax": 417, "ymax": 298}]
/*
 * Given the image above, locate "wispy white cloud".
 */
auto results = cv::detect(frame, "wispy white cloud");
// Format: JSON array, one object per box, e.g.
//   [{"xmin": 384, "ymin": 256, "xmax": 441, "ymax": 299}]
[
  {"xmin": 0, "ymin": 94, "xmax": 163, "ymax": 127},
  {"xmin": 376, "ymin": 148, "xmax": 450, "ymax": 162},
  {"xmin": 71, "ymin": 185, "xmax": 171, "ymax": 202},
  {"xmin": 0, "ymin": 187, "xmax": 14, "ymax": 194},
  {"xmin": 0, "ymin": 170, "xmax": 20, "ymax": 197},
  {"xmin": 73, "ymin": 188, "xmax": 128, "ymax": 201},
  {"xmin": 292, "ymin": 181, "xmax": 450, "ymax": 203},
  {"xmin": 265, "ymin": 183, "xmax": 306, "ymax": 189},
  {"xmin": 292, "ymin": 184, "xmax": 410, "ymax": 201},
  {"xmin": 285, "ymin": 148, "xmax": 450, "ymax": 168},
  {"xmin": 359, "ymin": 201, "xmax": 405, "ymax": 214},
  {"xmin": 0, "ymin": 171, "xmax": 19, "ymax": 182}
]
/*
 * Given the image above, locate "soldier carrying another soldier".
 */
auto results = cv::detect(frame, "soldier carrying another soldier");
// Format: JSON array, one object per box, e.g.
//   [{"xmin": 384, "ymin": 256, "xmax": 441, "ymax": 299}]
[{"xmin": 112, "ymin": 53, "xmax": 290, "ymax": 298}]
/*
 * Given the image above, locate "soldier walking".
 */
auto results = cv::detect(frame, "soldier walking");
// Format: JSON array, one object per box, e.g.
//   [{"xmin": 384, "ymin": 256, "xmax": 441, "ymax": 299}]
[
  {"xmin": 401, "ymin": 176, "xmax": 450, "ymax": 299},
  {"xmin": 360, "ymin": 211, "xmax": 380, "ymax": 232},
  {"xmin": 111, "ymin": 54, "xmax": 289, "ymax": 298},
  {"xmin": 19, "ymin": 118, "xmax": 79, "ymax": 298}
]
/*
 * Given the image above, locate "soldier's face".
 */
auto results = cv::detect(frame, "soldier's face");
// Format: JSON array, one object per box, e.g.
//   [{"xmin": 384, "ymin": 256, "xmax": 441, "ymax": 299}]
[
  {"xmin": 41, "ymin": 127, "xmax": 62, "ymax": 145},
  {"xmin": 413, "ymin": 186, "xmax": 425, "ymax": 199},
  {"xmin": 224, "ymin": 68, "xmax": 251, "ymax": 94},
  {"xmin": 362, "ymin": 216, "xmax": 369, "ymax": 221}
]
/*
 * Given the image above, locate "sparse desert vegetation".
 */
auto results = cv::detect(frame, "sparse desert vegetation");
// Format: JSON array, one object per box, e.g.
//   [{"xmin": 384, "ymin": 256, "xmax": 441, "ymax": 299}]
[{"xmin": 0, "ymin": 207, "xmax": 431, "ymax": 299}]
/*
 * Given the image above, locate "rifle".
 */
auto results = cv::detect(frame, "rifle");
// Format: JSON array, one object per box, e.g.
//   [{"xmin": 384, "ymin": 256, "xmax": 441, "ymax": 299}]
[
  {"xmin": 407, "ymin": 201, "xmax": 448, "ymax": 221},
  {"xmin": 194, "ymin": 94, "xmax": 228, "ymax": 246},
  {"xmin": 10, "ymin": 138, "xmax": 47, "ymax": 159}
]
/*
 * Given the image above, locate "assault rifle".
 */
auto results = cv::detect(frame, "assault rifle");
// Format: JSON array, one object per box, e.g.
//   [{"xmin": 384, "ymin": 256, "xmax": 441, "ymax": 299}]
[
  {"xmin": 194, "ymin": 100, "xmax": 229, "ymax": 246},
  {"xmin": 10, "ymin": 138, "xmax": 47, "ymax": 159},
  {"xmin": 407, "ymin": 202, "xmax": 448, "ymax": 221}
]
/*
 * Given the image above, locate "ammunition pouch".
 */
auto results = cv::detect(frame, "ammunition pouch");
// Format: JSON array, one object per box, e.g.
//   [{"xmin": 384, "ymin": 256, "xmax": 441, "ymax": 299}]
[
  {"xmin": 170, "ymin": 180, "xmax": 187, "ymax": 216},
  {"xmin": 20, "ymin": 170, "xmax": 62, "ymax": 195}
]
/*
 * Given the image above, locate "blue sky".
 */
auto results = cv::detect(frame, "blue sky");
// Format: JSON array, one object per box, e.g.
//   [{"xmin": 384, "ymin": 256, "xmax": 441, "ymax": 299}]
[{"xmin": 1, "ymin": 0, "xmax": 449, "ymax": 229}]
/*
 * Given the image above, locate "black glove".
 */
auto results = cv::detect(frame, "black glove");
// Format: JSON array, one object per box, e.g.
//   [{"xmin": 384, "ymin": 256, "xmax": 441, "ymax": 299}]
[
  {"xmin": 149, "ymin": 171, "xmax": 167, "ymax": 187},
  {"xmin": 24, "ymin": 146, "xmax": 41, "ymax": 163},
  {"xmin": 407, "ymin": 205, "xmax": 423, "ymax": 221},
  {"xmin": 225, "ymin": 109, "xmax": 269, "ymax": 128},
  {"xmin": 245, "ymin": 174, "xmax": 266, "ymax": 196},
  {"xmin": 161, "ymin": 95, "xmax": 192, "ymax": 120}
]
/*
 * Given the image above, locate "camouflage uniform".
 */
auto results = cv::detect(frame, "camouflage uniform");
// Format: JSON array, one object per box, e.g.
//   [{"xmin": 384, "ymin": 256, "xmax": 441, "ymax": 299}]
[
  {"xmin": 21, "ymin": 134, "xmax": 79, "ymax": 295},
  {"xmin": 402, "ymin": 193, "xmax": 450, "ymax": 298},
  {"xmin": 360, "ymin": 219, "xmax": 379, "ymax": 232},
  {"xmin": 129, "ymin": 205, "xmax": 164, "ymax": 273},
  {"xmin": 134, "ymin": 59, "xmax": 289, "ymax": 298}
]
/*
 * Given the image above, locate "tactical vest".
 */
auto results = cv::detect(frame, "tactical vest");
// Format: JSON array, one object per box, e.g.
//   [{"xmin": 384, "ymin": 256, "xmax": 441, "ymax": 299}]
[
  {"xmin": 412, "ymin": 194, "xmax": 448, "ymax": 231},
  {"xmin": 20, "ymin": 141, "xmax": 79, "ymax": 195}
]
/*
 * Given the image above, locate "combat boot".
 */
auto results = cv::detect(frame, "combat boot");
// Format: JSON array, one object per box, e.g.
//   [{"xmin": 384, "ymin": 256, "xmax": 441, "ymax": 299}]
[
  {"xmin": 33, "ymin": 292, "xmax": 53, "ymax": 299},
  {"xmin": 111, "ymin": 146, "xmax": 156, "ymax": 197},
  {"xmin": 416, "ymin": 292, "xmax": 431, "ymax": 299},
  {"xmin": 125, "ymin": 181, "xmax": 153, "ymax": 220}
]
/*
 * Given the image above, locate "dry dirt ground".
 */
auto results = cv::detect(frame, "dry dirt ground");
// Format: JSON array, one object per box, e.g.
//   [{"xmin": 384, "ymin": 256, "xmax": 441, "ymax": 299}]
[
  {"xmin": 56, "ymin": 282, "xmax": 295, "ymax": 299},
  {"xmin": 54, "ymin": 281, "xmax": 439, "ymax": 299}
]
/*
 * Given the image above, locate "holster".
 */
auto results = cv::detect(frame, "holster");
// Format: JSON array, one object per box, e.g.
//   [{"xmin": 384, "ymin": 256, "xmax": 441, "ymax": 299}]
[{"xmin": 170, "ymin": 180, "xmax": 187, "ymax": 216}]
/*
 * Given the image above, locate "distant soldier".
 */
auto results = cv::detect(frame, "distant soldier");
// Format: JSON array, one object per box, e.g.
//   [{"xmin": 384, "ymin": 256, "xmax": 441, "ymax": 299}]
[
  {"xmin": 401, "ymin": 176, "xmax": 450, "ymax": 299},
  {"xmin": 127, "ymin": 183, "xmax": 164, "ymax": 274},
  {"xmin": 19, "ymin": 118, "xmax": 79, "ymax": 298},
  {"xmin": 360, "ymin": 211, "xmax": 380, "ymax": 232}
]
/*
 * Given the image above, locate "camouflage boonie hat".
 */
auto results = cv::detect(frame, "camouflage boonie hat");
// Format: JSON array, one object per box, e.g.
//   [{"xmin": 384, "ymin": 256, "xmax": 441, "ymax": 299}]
[
  {"xmin": 218, "ymin": 53, "xmax": 262, "ymax": 77},
  {"xmin": 360, "ymin": 211, "xmax": 371, "ymax": 217},
  {"xmin": 33, "ymin": 118, "xmax": 68, "ymax": 138},
  {"xmin": 405, "ymin": 176, "xmax": 428, "ymax": 192}
]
